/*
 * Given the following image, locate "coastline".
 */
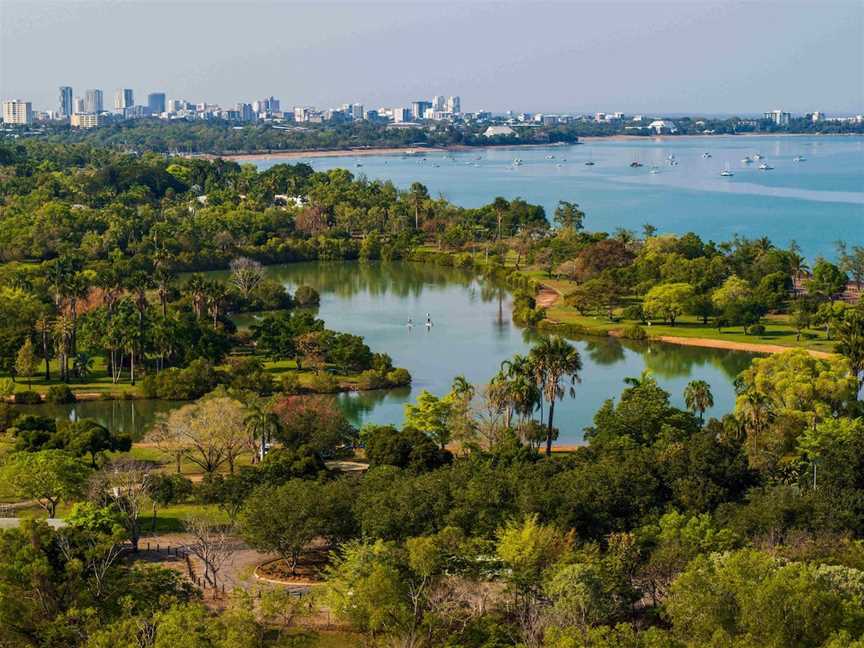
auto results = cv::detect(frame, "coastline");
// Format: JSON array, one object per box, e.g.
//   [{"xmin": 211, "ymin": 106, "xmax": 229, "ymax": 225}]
[{"xmin": 217, "ymin": 146, "xmax": 451, "ymax": 161}]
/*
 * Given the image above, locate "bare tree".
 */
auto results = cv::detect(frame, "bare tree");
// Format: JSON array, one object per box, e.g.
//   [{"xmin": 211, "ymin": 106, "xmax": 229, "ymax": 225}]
[
  {"xmin": 57, "ymin": 527, "xmax": 125, "ymax": 600},
  {"xmin": 184, "ymin": 516, "xmax": 234, "ymax": 592},
  {"xmin": 100, "ymin": 459, "xmax": 153, "ymax": 552},
  {"xmin": 230, "ymin": 257, "xmax": 264, "ymax": 300}
]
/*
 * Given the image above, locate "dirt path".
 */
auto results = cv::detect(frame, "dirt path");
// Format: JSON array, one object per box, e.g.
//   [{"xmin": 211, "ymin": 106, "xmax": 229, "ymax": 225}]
[
  {"xmin": 657, "ymin": 335, "xmax": 834, "ymax": 358},
  {"xmin": 536, "ymin": 286, "xmax": 560, "ymax": 308}
]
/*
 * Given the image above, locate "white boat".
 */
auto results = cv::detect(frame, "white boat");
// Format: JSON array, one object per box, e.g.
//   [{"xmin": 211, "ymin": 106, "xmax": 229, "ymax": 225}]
[
  {"xmin": 758, "ymin": 163, "xmax": 773, "ymax": 170},
  {"xmin": 650, "ymin": 167, "xmax": 660, "ymax": 174},
  {"xmin": 742, "ymin": 157, "xmax": 753, "ymax": 164},
  {"xmin": 720, "ymin": 167, "xmax": 734, "ymax": 177},
  {"xmin": 702, "ymin": 152, "xmax": 712, "ymax": 158},
  {"xmin": 753, "ymin": 153, "xmax": 764, "ymax": 160},
  {"xmin": 512, "ymin": 158, "xmax": 523, "ymax": 166},
  {"xmin": 793, "ymin": 155, "xmax": 806, "ymax": 162}
]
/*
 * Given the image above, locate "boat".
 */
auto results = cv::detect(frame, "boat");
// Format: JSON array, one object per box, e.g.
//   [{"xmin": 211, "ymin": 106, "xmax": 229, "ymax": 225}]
[
  {"xmin": 742, "ymin": 157, "xmax": 753, "ymax": 164},
  {"xmin": 720, "ymin": 167, "xmax": 734, "ymax": 177},
  {"xmin": 702, "ymin": 152, "xmax": 712, "ymax": 158},
  {"xmin": 753, "ymin": 153, "xmax": 764, "ymax": 160},
  {"xmin": 630, "ymin": 161, "xmax": 643, "ymax": 168},
  {"xmin": 649, "ymin": 167, "xmax": 660, "ymax": 174},
  {"xmin": 545, "ymin": 155, "xmax": 555, "ymax": 160},
  {"xmin": 793, "ymin": 155, "xmax": 807, "ymax": 162},
  {"xmin": 512, "ymin": 158, "xmax": 523, "ymax": 166},
  {"xmin": 584, "ymin": 161, "xmax": 595, "ymax": 166},
  {"xmin": 758, "ymin": 163, "xmax": 774, "ymax": 170}
]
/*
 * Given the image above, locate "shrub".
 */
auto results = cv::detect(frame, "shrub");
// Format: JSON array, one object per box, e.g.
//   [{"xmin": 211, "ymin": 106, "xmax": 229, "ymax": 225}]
[
  {"xmin": 748, "ymin": 323, "xmax": 766, "ymax": 336},
  {"xmin": 46, "ymin": 384, "xmax": 76, "ymax": 404},
  {"xmin": 13, "ymin": 390, "xmax": 41, "ymax": 404},
  {"xmin": 356, "ymin": 370, "xmax": 387, "ymax": 390},
  {"xmin": 305, "ymin": 372, "xmax": 340, "ymax": 393},
  {"xmin": 386, "ymin": 368, "xmax": 412, "ymax": 386},
  {"xmin": 139, "ymin": 359, "xmax": 222, "ymax": 400},
  {"xmin": 226, "ymin": 357, "xmax": 275, "ymax": 395},
  {"xmin": 621, "ymin": 324, "xmax": 649, "ymax": 340},
  {"xmin": 293, "ymin": 285, "xmax": 321, "ymax": 307},
  {"xmin": 623, "ymin": 304, "xmax": 646, "ymax": 323},
  {"xmin": 281, "ymin": 372, "xmax": 301, "ymax": 394}
]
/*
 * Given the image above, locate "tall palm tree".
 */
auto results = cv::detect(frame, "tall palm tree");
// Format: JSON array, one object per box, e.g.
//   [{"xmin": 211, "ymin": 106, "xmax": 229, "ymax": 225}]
[
  {"xmin": 836, "ymin": 308, "xmax": 864, "ymax": 397},
  {"xmin": 684, "ymin": 380, "xmax": 714, "ymax": 422},
  {"xmin": 185, "ymin": 274, "xmax": 208, "ymax": 320},
  {"xmin": 204, "ymin": 280, "xmax": 229, "ymax": 328},
  {"xmin": 244, "ymin": 406, "xmax": 282, "ymax": 463},
  {"xmin": 529, "ymin": 337, "xmax": 583, "ymax": 456},
  {"xmin": 34, "ymin": 316, "xmax": 53, "ymax": 380}
]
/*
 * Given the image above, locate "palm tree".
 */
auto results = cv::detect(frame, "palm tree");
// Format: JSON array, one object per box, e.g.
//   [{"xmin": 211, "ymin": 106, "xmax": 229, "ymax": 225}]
[
  {"xmin": 185, "ymin": 274, "xmax": 208, "ymax": 320},
  {"xmin": 529, "ymin": 337, "xmax": 583, "ymax": 456},
  {"xmin": 684, "ymin": 380, "xmax": 714, "ymax": 422},
  {"xmin": 204, "ymin": 281, "xmax": 229, "ymax": 328},
  {"xmin": 450, "ymin": 375, "xmax": 475, "ymax": 402},
  {"xmin": 244, "ymin": 406, "xmax": 282, "ymax": 463},
  {"xmin": 836, "ymin": 308, "xmax": 864, "ymax": 397},
  {"xmin": 34, "ymin": 316, "xmax": 52, "ymax": 380}
]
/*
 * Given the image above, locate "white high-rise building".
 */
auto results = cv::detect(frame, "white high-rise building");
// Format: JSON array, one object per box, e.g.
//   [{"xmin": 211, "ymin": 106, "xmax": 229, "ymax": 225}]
[
  {"xmin": 392, "ymin": 107, "xmax": 411, "ymax": 123},
  {"xmin": 84, "ymin": 89, "xmax": 104, "ymax": 114},
  {"xmin": 3, "ymin": 100, "xmax": 33, "ymax": 125},
  {"xmin": 432, "ymin": 95, "xmax": 445, "ymax": 111},
  {"xmin": 446, "ymin": 96, "xmax": 461, "ymax": 114},
  {"xmin": 764, "ymin": 110, "xmax": 791, "ymax": 126},
  {"xmin": 114, "ymin": 89, "xmax": 134, "ymax": 111},
  {"xmin": 73, "ymin": 97, "xmax": 85, "ymax": 114}
]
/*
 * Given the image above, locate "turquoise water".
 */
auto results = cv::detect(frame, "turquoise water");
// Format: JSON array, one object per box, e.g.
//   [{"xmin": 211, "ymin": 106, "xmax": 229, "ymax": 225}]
[
  {"xmin": 253, "ymin": 135, "xmax": 864, "ymax": 260},
  {"xmin": 241, "ymin": 262, "xmax": 755, "ymax": 444}
]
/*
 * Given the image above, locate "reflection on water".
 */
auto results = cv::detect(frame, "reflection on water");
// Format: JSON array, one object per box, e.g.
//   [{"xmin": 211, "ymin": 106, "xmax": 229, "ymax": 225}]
[
  {"xmin": 42, "ymin": 262, "xmax": 756, "ymax": 445},
  {"xmin": 14, "ymin": 399, "xmax": 182, "ymax": 441}
]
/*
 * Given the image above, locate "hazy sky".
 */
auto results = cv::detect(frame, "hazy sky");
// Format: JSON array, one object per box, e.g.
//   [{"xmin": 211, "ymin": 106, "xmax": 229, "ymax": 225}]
[{"xmin": 2, "ymin": 0, "xmax": 862, "ymax": 115}]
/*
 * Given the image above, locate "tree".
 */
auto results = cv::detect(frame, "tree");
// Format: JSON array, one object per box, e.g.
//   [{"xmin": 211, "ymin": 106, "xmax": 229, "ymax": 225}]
[
  {"xmin": 15, "ymin": 338, "xmax": 36, "ymax": 388},
  {"xmin": 239, "ymin": 479, "xmax": 349, "ymax": 575},
  {"xmin": 244, "ymin": 404, "xmax": 282, "ymax": 462},
  {"xmin": 183, "ymin": 516, "xmax": 234, "ymax": 591},
  {"xmin": 404, "ymin": 390, "xmax": 453, "ymax": 449},
  {"xmin": 152, "ymin": 396, "xmax": 248, "ymax": 475},
  {"xmin": 808, "ymin": 258, "xmax": 848, "ymax": 301},
  {"xmin": 530, "ymin": 337, "xmax": 583, "ymax": 456},
  {"xmin": 229, "ymin": 257, "xmax": 264, "ymax": 300},
  {"xmin": 683, "ymin": 380, "xmax": 713, "ymax": 422},
  {"xmin": 59, "ymin": 418, "xmax": 132, "ymax": 468},
  {"xmin": 836, "ymin": 306, "xmax": 864, "ymax": 396},
  {"xmin": 643, "ymin": 283, "xmax": 694, "ymax": 326},
  {"xmin": 100, "ymin": 459, "xmax": 153, "ymax": 552},
  {"xmin": 147, "ymin": 473, "xmax": 193, "ymax": 531},
  {"xmin": 553, "ymin": 201, "xmax": 585, "ymax": 233},
  {"xmin": 272, "ymin": 395, "xmax": 355, "ymax": 456},
  {"xmin": 1, "ymin": 450, "xmax": 89, "ymax": 517}
]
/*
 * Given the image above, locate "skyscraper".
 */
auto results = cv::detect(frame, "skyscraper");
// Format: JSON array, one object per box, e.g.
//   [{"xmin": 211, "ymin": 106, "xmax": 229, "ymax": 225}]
[
  {"xmin": 58, "ymin": 86, "xmax": 73, "ymax": 117},
  {"xmin": 114, "ymin": 89, "xmax": 134, "ymax": 111},
  {"xmin": 84, "ymin": 89, "xmax": 103, "ymax": 113},
  {"xmin": 73, "ymin": 97, "xmax": 85, "ymax": 114},
  {"xmin": 432, "ymin": 95, "xmax": 445, "ymax": 112},
  {"xmin": 446, "ymin": 96, "xmax": 461, "ymax": 114},
  {"xmin": 147, "ymin": 93, "xmax": 166, "ymax": 114},
  {"xmin": 412, "ymin": 101, "xmax": 431, "ymax": 120}
]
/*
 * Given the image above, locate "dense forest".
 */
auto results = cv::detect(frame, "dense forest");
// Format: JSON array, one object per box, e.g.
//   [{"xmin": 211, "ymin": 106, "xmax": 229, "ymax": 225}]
[{"xmin": 1, "ymin": 140, "xmax": 863, "ymax": 647}]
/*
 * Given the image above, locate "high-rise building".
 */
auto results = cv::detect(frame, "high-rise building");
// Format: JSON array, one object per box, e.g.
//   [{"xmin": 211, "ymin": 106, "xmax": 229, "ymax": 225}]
[
  {"xmin": 764, "ymin": 110, "xmax": 791, "ymax": 126},
  {"xmin": 432, "ymin": 95, "xmax": 445, "ymax": 112},
  {"xmin": 392, "ymin": 107, "xmax": 411, "ymax": 123},
  {"xmin": 84, "ymin": 89, "xmax": 104, "ymax": 113},
  {"xmin": 58, "ymin": 86, "xmax": 73, "ymax": 117},
  {"xmin": 446, "ymin": 96, "xmax": 461, "ymax": 114},
  {"xmin": 71, "ymin": 113, "xmax": 103, "ymax": 128},
  {"xmin": 114, "ymin": 89, "xmax": 134, "ymax": 111},
  {"xmin": 73, "ymin": 97, "xmax": 85, "ymax": 114},
  {"xmin": 411, "ymin": 101, "xmax": 431, "ymax": 120},
  {"xmin": 148, "ymin": 92, "xmax": 166, "ymax": 114},
  {"xmin": 236, "ymin": 102, "xmax": 254, "ymax": 121},
  {"xmin": 3, "ymin": 100, "xmax": 33, "ymax": 125}
]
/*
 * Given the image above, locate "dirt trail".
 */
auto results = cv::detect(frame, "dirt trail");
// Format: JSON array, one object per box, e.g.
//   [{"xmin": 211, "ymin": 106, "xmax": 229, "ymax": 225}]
[
  {"xmin": 536, "ymin": 286, "xmax": 560, "ymax": 308},
  {"xmin": 656, "ymin": 335, "xmax": 834, "ymax": 358}
]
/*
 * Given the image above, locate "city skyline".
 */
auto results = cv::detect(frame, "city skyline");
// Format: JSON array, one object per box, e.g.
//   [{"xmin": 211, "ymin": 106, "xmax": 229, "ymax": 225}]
[{"xmin": 2, "ymin": 1, "xmax": 861, "ymax": 115}]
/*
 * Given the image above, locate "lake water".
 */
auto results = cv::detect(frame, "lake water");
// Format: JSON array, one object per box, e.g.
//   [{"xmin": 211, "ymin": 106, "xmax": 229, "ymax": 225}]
[
  {"xmin": 236, "ymin": 261, "xmax": 754, "ymax": 443},
  {"xmin": 253, "ymin": 135, "xmax": 864, "ymax": 260}
]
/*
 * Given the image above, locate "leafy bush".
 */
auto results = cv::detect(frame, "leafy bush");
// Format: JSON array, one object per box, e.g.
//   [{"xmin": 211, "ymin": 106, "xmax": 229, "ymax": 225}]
[
  {"xmin": 305, "ymin": 372, "xmax": 340, "ymax": 393},
  {"xmin": 13, "ymin": 390, "xmax": 41, "ymax": 404},
  {"xmin": 226, "ymin": 357, "xmax": 275, "ymax": 395},
  {"xmin": 386, "ymin": 368, "xmax": 412, "ymax": 386},
  {"xmin": 281, "ymin": 372, "xmax": 301, "ymax": 394},
  {"xmin": 748, "ymin": 323, "xmax": 766, "ymax": 335},
  {"xmin": 621, "ymin": 324, "xmax": 649, "ymax": 340},
  {"xmin": 46, "ymin": 384, "xmax": 76, "ymax": 404},
  {"xmin": 356, "ymin": 370, "xmax": 387, "ymax": 390},
  {"xmin": 140, "ymin": 359, "xmax": 222, "ymax": 400},
  {"xmin": 293, "ymin": 285, "xmax": 320, "ymax": 307}
]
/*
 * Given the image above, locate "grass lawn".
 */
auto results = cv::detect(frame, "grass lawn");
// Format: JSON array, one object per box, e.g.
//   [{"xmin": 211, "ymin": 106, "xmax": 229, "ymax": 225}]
[{"xmin": 1, "ymin": 355, "xmax": 139, "ymax": 396}]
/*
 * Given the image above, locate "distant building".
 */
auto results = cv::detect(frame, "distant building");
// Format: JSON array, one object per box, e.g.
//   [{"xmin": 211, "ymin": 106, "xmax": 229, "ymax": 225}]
[
  {"xmin": 3, "ymin": 100, "xmax": 33, "ymax": 125},
  {"xmin": 235, "ymin": 102, "xmax": 254, "ymax": 121},
  {"xmin": 432, "ymin": 95, "xmax": 445, "ymax": 111},
  {"xmin": 764, "ymin": 110, "xmax": 791, "ymax": 126},
  {"xmin": 446, "ymin": 96, "xmax": 461, "ymax": 114},
  {"xmin": 114, "ymin": 89, "xmax": 134, "ymax": 112},
  {"xmin": 58, "ymin": 86, "xmax": 73, "ymax": 117},
  {"xmin": 294, "ymin": 106, "xmax": 314, "ymax": 122},
  {"xmin": 411, "ymin": 101, "xmax": 431, "ymax": 120},
  {"xmin": 392, "ymin": 107, "xmax": 411, "ymax": 123},
  {"xmin": 84, "ymin": 89, "xmax": 103, "ymax": 114},
  {"xmin": 483, "ymin": 125, "xmax": 516, "ymax": 138},
  {"xmin": 73, "ymin": 96, "xmax": 85, "ymax": 114},
  {"xmin": 147, "ymin": 93, "xmax": 166, "ymax": 115},
  {"xmin": 71, "ymin": 112, "xmax": 103, "ymax": 128},
  {"xmin": 648, "ymin": 119, "xmax": 677, "ymax": 133},
  {"xmin": 810, "ymin": 111, "xmax": 824, "ymax": 123},
  {"xmin": 124, "ymin": 105, "xmax": 151, "ymax": 119}
]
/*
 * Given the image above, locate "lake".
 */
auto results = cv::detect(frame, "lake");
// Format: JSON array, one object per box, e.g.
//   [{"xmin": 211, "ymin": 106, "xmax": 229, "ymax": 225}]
[
  {"xmin": 230, "ymin": 261, "xmax": 754, "ymax": 444},
  {"xmin": 17, "ymin": 262, "xmax": 754, "ymax": 444},
  {"xmin": 252, "ymin": 135, "xmax": 864, "ymax": 260}
]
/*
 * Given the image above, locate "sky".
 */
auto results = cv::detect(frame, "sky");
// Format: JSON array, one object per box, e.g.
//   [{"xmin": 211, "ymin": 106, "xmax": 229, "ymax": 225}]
[{"xmin": 1, "ymin": 0, "xmax": 862, "ymax": 115}]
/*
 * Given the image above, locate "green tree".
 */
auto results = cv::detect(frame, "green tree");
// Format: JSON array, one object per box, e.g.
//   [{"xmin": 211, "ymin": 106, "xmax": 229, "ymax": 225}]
[
  {"xmin": 554, "ymin": 201, "xmax": 586, "ymax": 233},
  {"xmin": 1, "ymin": 450, "xmax": 90, "ymax": 517},
  {"xmin": 14, "ymin": 338, "xmax": 37, "ymax": 388},
  {"xmin": 809, "ymin": 258, "xmax": 848, "ymax": 301},
  {"xmin": 643, "ymin": 283, "xmax": 694, "ymax": 326},
  {"xmin": 836, "ymin": 306, "xmax": 864, "ymax": 396},
  {"xmin": 404, "ymin": 390, "xmax": 453, "ymax": 449}
]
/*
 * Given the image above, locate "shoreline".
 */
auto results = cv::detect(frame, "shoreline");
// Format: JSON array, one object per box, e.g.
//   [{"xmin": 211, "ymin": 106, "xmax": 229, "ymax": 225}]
[
  {"xmin": 217, "ymin": 146, "xmax": 451, "ymax": 161},
  {"xmin": 655, "ymin": 335, "xmax": 833, "ymax": 358}
]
